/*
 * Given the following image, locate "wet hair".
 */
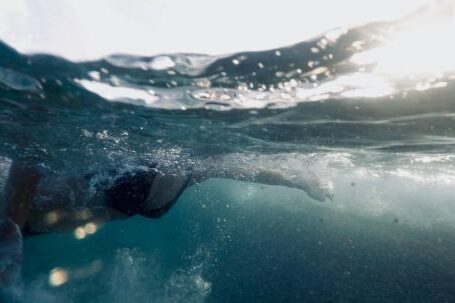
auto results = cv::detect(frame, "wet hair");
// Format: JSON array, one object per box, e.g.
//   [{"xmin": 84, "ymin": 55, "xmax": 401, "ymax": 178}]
[
  {"xmin": 105, "ymin": 169, "xmax": 157, "ymax": 216},
  {"xmin": 138, "ymin": 173, "xmax": 190, "ymax": 219}
]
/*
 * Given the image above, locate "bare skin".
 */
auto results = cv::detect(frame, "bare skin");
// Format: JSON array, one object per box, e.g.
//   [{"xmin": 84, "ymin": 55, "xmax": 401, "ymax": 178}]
[
  {"xmin": 6, "ymin": 157, "xmax": 332, "ymax": 235},
  {"xmin": 0, "ymin": 157, "xmax": 333, "ymax": 287},
  {"xmin": 0, "ymin": 218, "xmax": 22, "ymax": 287}
]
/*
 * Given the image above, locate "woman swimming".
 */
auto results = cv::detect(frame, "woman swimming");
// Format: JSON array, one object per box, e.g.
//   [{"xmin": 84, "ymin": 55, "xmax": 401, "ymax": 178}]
[{"xmin": 0, "ymin": 155, "xmax": 332, "ymax": 287}]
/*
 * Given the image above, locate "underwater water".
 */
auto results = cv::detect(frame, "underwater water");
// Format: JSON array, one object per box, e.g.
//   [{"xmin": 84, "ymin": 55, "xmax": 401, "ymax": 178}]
[{"xmin": 1, "ymin": 3, "xmax": 455, "ymax": 302}]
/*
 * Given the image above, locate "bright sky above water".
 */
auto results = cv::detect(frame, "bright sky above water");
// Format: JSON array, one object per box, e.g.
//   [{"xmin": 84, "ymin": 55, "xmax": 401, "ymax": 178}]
[{"xmin": 0, "ymin": 0, "xmax": 439, "ymax": 61}]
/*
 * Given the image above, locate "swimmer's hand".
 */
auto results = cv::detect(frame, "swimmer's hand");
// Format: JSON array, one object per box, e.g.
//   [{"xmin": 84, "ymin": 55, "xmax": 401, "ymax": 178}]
[
  {"xmin": 296, "ymin": 173, "xmax": 334, "ymax": 202},
  {"xmin": 256, "ymin": 170, "xmax": 334, "ymax": 202},
  {"xmin": 193, "ymin": 157, "xmax": 334, "ymax": 202},
  {"xmin": 0, "ymin": 218, "xmax": 23, "ymax": 288}
]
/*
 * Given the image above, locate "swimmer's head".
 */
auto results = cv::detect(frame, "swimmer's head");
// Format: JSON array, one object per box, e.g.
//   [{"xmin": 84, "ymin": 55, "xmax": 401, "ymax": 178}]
[
  {"xmin": 105, "ymin": 169, "xmax": 156, "ymax": 216},
  {"xmin": 138, "ymin": 173, "xmax": 190, "ymax": 218},
  {"xmin": 105, "ymin": 166, "xmax": 189, "ymax": 219}
]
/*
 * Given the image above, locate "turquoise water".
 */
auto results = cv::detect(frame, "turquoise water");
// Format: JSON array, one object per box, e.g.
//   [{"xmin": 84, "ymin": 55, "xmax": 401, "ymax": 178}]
[
  {"xmin": 1, "ymin": 4, "xmax": 455, "ymax": 302},
  {"xmin": 18, "ymin": 179, "xmax": 455, "ymax": 302}
]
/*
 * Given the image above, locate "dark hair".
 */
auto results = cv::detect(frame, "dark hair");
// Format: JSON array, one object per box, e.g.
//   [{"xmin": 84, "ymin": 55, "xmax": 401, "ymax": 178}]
[{"xmin": 105, "ymin": 169, "xmax": 157, "ymax": 216}]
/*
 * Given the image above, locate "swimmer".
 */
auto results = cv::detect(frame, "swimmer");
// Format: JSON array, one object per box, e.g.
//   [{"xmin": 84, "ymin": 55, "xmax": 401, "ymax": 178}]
[{"xmin": 0, "ymin": 156, "xmax": 332, "ymax": 287}]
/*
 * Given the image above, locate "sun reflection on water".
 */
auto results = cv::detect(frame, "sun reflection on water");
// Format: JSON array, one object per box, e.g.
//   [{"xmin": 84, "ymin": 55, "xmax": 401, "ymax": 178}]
[
  {"xmin": 351, "ymin": 2, "xmax": 455, "ymax": 79},
  {"xmin": 74, "ymin": 222, "xmax": 99, "ymax": 240},
  {"xmin": 48, "ymin": 268, "xmax": 69, "ymax": 287},
  {"xmin": 67, "ymin": 1, "xmax": 455, "ymax": 110}
]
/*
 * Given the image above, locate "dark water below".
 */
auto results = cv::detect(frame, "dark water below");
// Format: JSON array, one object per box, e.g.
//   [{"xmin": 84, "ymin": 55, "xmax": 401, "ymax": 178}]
[{"xmin": 1, "ymin": 4, "xmax": 455, "ymax": 302}]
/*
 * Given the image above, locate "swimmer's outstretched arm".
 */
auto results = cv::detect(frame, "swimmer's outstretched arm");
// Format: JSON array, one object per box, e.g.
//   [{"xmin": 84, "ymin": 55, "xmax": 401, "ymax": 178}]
[{"xmin": 188, "ymin": 157, "xmax": 333, "ymax": 202}]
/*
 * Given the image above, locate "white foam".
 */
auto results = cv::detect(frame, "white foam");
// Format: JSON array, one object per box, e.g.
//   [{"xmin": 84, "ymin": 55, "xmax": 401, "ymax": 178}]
[
  {"xmin": 216, "ymin": 152, "xmax": 455, "ymax": 228},
  {"xmin": 106, "ymin": 247, "xmax": 211, "ymax": 303}
]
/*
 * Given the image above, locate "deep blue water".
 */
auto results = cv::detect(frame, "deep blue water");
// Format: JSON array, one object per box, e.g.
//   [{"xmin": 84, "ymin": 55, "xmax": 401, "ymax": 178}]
[{"xmin": 1, "ymin": 5, "xmax": 455, "ymax": 302}]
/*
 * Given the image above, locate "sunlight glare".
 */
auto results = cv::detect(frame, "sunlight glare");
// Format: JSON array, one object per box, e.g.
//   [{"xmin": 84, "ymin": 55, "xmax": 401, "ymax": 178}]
[
  {"xmin": 49, "ymin": 267, "xmax": 69, "ymax": 287},
  {"xmin": 351, "ymin": 8, "xmax": 455, "ymax": 78},
  {"xmin": 74, "ymin": 227, "xmax": 86, "ymax": 240},
  {"xmin": 0, "ymin": 0, "xmax": 440, "ymax": 60}
]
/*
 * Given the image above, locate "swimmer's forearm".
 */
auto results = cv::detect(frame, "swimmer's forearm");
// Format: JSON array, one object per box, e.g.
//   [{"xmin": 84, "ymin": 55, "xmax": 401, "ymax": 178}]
[
  {"xmin": 189, "ymin": 161, "xmax": 294, "ymax": 188},
  {"xmin": 188, "ymin": 156, "xmax": 332, "ymax": 202}
]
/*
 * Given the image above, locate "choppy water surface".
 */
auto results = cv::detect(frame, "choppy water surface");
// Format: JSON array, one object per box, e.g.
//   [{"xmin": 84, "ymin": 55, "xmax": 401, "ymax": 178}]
[{"xmin": 1, "ymin": 3, "xmax": 455, "ymax": 302}]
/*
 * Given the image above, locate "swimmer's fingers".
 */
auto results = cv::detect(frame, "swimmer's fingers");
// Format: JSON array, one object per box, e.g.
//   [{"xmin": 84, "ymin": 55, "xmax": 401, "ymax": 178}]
[
  {"xmin": 325, "ymin": 191, "xmax": 334, "ymax": 202},
  {"xmin": 294, "ymin": 175, "xmax": 334, "ymax": 202},
  {"xmin": 256, "ymin": 169, "xmax": 334, "ymax": 202},
  {"xmin": 0, "ymin": 218, "xmax": 23, "ymax": 288}
]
